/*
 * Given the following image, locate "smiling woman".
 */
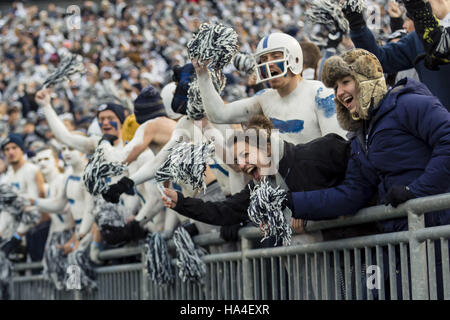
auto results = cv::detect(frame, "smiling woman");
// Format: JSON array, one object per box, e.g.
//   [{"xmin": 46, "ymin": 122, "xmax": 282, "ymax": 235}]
[{"xmin": 161, "ymin": 115, "xmax": 350, "ymax": 234}]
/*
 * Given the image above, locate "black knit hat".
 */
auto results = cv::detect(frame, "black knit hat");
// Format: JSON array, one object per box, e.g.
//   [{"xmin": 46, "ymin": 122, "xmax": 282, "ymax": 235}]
[
  {"xmin": 2, "ymin": 133, "xmax": 25, "ymax": 152},
  {"xmin": 97, "ymin": 103, "xmax": 126, "ymax": 124},
  {"xmin": 133, "ymin": 86, "xmax": 167, "ymax": 125}
]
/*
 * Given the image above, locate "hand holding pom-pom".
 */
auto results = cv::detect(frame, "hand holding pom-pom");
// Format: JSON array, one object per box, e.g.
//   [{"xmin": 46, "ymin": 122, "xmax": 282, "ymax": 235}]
[{"xmin": 187, "ymin": 23, "xmax": 238, "ymax": 71}]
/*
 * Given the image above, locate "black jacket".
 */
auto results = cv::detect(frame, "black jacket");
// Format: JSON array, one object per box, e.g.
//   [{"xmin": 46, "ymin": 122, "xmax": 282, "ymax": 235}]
[{"xmin": 173, "ymin": 133, "xmax": 350, "ymax": 226}]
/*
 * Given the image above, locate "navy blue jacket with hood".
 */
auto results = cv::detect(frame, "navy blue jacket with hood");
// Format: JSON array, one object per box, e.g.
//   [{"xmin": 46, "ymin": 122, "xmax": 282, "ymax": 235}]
[{"xmin": 291, "ymin": 78, "xmax": 450, "ymax": 232}]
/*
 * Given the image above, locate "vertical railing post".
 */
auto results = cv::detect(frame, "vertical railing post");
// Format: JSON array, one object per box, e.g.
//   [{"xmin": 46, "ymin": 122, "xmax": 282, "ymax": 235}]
[
  {"xmin": 141, "ymin": 250, "xmax": 149, "ymax": 300},
  {"xmin": 241, "ymin": 233, "xmax": 254, "ymax": 300},
  {"xmin": 74, "ymin": 289, "xmax": 82, "ymax": 300},
  {"xmin": 407, "ymin": 208, "xmax": 429, "ymax": 300}
]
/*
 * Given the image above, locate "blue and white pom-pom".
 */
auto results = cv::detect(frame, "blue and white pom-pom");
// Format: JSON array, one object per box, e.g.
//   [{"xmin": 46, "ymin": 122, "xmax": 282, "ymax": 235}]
[
  {"xmin": 233, "ymin": 52, "xmax": 256, "ymax": 75},
  {"xmin": 66, "ymin": 249, "xmax": 97, "ymax": 291},
  {"xmin": 43, "ymin": 53, "xmax": 85, "ymax": 88},
  {"xmin": 173, "ymin": 226, "xmax": 207, "ymax": 283},
  {"xmin": 0, "ymin": 184, "xmax": 41, "ymax": 228},
  {"xmin": 306, "ymin": 0, "xmax": 350, "ymax": 34},
  {"xmin": 0, "ymin": 250, "xmax": 13, "ymax": 299},
  {"xmin": 145, "ymin": 233, "xmax": 174, "ymax": 285},
  {"xmin": 82, "ymin": 142, "xmax": 126, "ymax": 196},
  {"xmin": 342, "ymin": 0, "xmax": 366, "ymax": 14},
  {"xmin": 187, "ymin": 23, "xmax": 238, "ymax": 70},
  {"xmin": 187, "ymin": 70, "xmax": 226, "ymax": 120},
  {"xmin": 155, "ymin": 140, "xmax": 215, "ymax": 192},
  {"xmin": 92, "ymin": 197, "xmax": 126, "ymax": 230},
  {"xmin": 43, "ymin": 229, "xmax": 73, "ymax": 290},
  {"xmin": 247, "ymin": 177, "xmax": 292, "ymax": 246}
]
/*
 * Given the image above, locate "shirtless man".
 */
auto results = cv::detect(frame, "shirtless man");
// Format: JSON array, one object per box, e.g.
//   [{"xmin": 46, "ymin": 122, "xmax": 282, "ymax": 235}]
[
  {"xmin": 102, "ymin": 71, "xmax": 249, "ymax": 205},
  {"xmin": 194, "ymin": 32, "xmax": 347, "ymax": 144},
  {"xmin": 30, "ymin": 142, "xmax": 94, "ymax": 252},
  {"xmin": 35, "ymin": 147, "xmax": 74, "ymax": 288}
]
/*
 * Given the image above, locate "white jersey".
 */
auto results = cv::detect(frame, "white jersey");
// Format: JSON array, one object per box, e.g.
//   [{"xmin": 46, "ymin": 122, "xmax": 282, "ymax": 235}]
[
  {"xmin": 256, "ymin": 80, "xmax": 346, "ymax": 144},
  {"xmin": 198, "ymin": 72, "xmax": 347, "ymax": 145}
]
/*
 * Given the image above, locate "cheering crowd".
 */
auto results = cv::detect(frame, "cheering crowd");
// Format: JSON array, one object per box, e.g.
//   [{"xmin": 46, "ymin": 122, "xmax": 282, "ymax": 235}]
[{"xmin": 0, "ymin": 0, "xmax": 449, "ymax": 300}]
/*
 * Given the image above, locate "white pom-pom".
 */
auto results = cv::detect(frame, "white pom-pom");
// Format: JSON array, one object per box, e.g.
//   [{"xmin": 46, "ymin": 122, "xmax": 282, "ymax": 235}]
[
  {"xmin": 155, "ymin": 140, "xmax": 215, "ymax": 192},
  {"xmin": 145, "ymin": 233, "xmax": 174, "ymax": 285},
  {"xmin": 66, "ymin": 249, "xmax": 97, "ymax": 291},
  {"xmin": 187, "ymin": 70, "xmax": 226, "ymax": 120},
  {"xmin": 43, "ymin": 53, "xmax": 85, "ymax": 88},
  {"xmin": 0, "ymin": 184, "xmax": 40, "ymax": 228},
  {"xmin": 0, "ymin": 250, "xmax": 13, "ymax": 299},
  {"xmin": 233, "ymin": 52, "xmax": 256, "ymax": 75},
  {"xmin": 306, "ymin": 0, "xmax": 350, "ymax": 34},
  {"xmin": 173, "ymin": 227, "xmax": 207, "ymax": 283},
  {"xmin": 92, "ymin": 197, "xmax": 126, "ymax": 230},
  {"xmin": 43, "ymin": 230, "xmax": 73, "ymax": 290},
  {"xmin": 187, "ymin": 23, "xmax": 239, "ymax": 70},
  {"xmin": 342, "ymin": 0, "xmax": 366, "ymax": 14},
  {"xmin": 247, "ymin": 177, "xmax": 292, "ymax": 246},
  {"xmin": 82, "ymin": 142, "xmax": 126, "ymax": 196}
]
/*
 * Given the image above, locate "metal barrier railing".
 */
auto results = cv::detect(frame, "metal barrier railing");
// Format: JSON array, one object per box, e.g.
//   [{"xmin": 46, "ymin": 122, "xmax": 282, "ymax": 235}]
[{"xmin": 7, "ymin": 193, "xmax": 450, "ymax": 300}]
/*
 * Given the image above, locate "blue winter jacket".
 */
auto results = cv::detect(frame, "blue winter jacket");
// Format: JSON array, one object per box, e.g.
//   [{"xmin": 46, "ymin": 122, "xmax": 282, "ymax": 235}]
[
  {"xmin": 350, "ymin": 26, "xmax": 450, "ymax": 111},
  {"xmin": 291, "ymin": 78, "xmax": 450, "ymax": 232}
]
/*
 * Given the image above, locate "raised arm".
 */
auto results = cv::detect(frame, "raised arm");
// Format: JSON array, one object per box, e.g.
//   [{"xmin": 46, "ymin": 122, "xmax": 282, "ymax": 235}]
[
  {"xmin": 194, "ymin": 61, "xmax": 262, "ymax": 124},
  {"xmin": 35, "ymin": 89, "xmax": 97, "ymax": 154},
  {"xmin": 129, "ymin": 116, "xmax": 194, "ymax": 185},
  {"xmin": 341, "ymin": 1, "xmax": 418, "ymax": 73}
]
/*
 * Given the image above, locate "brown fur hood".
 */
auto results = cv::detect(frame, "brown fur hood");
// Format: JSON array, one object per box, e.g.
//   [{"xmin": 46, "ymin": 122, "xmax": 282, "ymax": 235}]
[{"xmin": 321, "ymin": 49, "xmax": 387, "ymax": 132}]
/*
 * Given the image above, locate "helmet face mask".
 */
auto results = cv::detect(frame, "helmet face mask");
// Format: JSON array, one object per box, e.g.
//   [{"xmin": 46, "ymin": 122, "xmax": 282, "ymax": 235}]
[
  {"xmin": 253, "ymin": 33, "xmax": 303, "ymax": 85},
  {"xmin": 254, "ymin": 47, "xmax": 289, "ymax": 84}
]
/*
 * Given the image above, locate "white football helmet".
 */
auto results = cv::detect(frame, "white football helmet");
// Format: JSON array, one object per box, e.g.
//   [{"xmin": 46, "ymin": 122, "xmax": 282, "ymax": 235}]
[{"xmin": 254, "ymin": 33, "xmax": 303, "ymax": 84}]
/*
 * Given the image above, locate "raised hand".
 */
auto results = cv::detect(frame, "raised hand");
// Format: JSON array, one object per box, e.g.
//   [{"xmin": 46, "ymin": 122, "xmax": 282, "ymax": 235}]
[{"xmin": 162, "ymin": 188, "xmax": 178, "ymax": 209}]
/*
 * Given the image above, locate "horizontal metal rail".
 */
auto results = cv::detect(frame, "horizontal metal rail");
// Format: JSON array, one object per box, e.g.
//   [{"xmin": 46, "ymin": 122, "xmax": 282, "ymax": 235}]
[{"xmin": 9, "ymin": 193, "xmax": 450, "ymax": 300}]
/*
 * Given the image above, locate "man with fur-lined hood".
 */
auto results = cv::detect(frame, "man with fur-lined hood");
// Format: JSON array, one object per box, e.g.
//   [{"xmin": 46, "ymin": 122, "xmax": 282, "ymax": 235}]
[
  {"xmin": 289, "ymin": 48, "xmax": 450, "ymax": 299},
  {"xmin": 290, "ymin": 48, "xmax": 450, "ymax": 232}
]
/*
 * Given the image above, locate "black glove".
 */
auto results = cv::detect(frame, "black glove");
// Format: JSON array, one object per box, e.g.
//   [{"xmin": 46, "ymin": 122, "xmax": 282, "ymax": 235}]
[
  {"xmin": 385, "ymin": 185, "xmax": 416, "ymax": 207},
  {"xmin": 404, "ymin": 0, "xmax": 449, "ymax": 70},
  {"xmin": 342, "ymin": 3, "xmax": 366, "ymax": 31},
  {"xmin": 327, "ymin": 31, "xmax": 343, "ymax": 49},
  {"xmin": 171, "ymin": 63, "xmax": 195, "ymax": 115},
  {"xmin": 220, "ymin": 222, "xmax": 244, "ymax": 242},
  {"xmin": 101, "ymin": 220, "xmax": 147, "ymax": 245},
  {"xmin": 181, "ymin": 221, "xmax": 199, "ymax": 237},
  {"xmin": 1, "ymin": 236, "xmax": 22, "ymax": 256},
  {"xmin": 102, "ymin": 176, "xmax": 135, "ymax": 203},
  {"xmin": 100, "ymin": 134, "xmax": 118, "ymax": 145}
]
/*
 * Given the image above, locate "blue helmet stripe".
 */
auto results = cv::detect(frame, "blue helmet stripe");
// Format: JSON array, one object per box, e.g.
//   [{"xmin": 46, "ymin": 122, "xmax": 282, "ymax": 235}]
[{"xmin": 262, "ymin": 35, "xmax": 269, "ymax": 49}]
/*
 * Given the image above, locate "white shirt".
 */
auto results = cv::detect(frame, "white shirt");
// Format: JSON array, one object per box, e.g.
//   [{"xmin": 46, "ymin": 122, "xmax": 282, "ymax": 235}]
[
  {"xmin": 256, "ymin": 80, "xmax": 347, "ymax": 144},
  {"xmin": 197, "ymin": 73, "xmax": 347, "ymax": 145}
]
